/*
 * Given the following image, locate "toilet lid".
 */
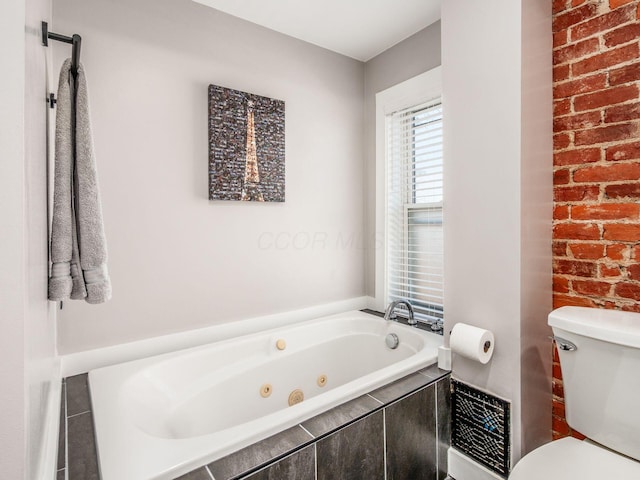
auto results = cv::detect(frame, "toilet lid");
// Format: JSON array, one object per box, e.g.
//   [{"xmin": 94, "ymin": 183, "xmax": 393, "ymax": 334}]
[{"xmin": 509, "ymin": 437, "xmax": 640, "ymax": 480}]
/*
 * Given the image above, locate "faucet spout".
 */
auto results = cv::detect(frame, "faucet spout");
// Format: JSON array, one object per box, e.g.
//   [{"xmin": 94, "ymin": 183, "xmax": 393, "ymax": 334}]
[{"xmin": 384, "ymin": 300, "xmax": 416, "ymax": 326}]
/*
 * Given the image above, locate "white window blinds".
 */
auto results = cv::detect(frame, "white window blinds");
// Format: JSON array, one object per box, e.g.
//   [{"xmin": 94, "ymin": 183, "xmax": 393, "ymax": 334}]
[{"xmin": 386, "ymin": 100, "xmax": 443, "ymax": 322}]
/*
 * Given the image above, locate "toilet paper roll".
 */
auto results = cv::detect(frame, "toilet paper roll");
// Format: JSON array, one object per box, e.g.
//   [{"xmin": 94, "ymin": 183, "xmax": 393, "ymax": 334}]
[{"xmin": 450, "ymin": 323, "xmax": 494, "ymax": 364}]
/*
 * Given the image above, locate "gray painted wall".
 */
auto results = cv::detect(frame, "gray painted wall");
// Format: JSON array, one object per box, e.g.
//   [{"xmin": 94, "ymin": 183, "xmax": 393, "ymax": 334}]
[
  {"xmin": 363, "ymin": 22, "xmax": 442, "ymax": 296},
  {"xmin": 442, "ymin": 0, "xmax": 552, "ymax": 466},
  {"xmin": 54, "ymin": 0, "xmax": 366, "ymax": 354}
]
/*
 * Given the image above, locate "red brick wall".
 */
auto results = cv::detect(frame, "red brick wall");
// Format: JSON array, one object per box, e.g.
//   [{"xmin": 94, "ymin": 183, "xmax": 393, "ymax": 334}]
[{"xmin": 552, "ymin": 0, "xmax": 640, "ymax": 439}]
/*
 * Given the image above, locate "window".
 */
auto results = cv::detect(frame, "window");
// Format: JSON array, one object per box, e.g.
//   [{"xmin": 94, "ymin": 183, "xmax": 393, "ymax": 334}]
[
  {"xmin": 387, "ymin": 101, "xmax": 443, "ymax": 322},
  {"xmin": 375, "ymin": 68, "xmax": 443, "ymax": 324}
]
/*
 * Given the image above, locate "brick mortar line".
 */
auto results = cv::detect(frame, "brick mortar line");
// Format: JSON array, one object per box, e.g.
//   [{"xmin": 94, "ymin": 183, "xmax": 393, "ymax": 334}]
[
  {"xmin": 552, "ymin": 41, "xmax": 640, "ymax": 66},
  {"xmin": 552, "ymin": 28, "xmax": 640, "ymax": 51},
  {"xmin": 553, "ymin": 139, "xmax": 640, "ymax": 151},
  {"xmin": 553, "ymin": 99, "xmax": 640, "ymax": 115},
  {"xmin": 564, "ymin": 55, "xmax": 640, "ymax": 80},
  {"xmin": 553, "ymin": 1, "xmax": 637, "ymax": 21}
]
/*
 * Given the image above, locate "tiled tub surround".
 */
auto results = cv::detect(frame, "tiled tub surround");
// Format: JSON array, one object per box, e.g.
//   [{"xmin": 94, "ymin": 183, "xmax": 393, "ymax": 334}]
[
  {"xmin": 57, "ymin": 375, "xmax": 100, "ymax": 480},
  {"xmin": 89, "ymin": 310, "xmax": 443, "ymax": 479},
  {"xmin": 58, "ymin": 366, "xmax": 450, "ymax": 480}
]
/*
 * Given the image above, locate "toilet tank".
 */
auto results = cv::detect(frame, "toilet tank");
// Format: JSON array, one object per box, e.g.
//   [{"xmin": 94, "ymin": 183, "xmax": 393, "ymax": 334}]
[{"xmin": 549, "ymin": 306, "xmax": 640, "ymax": 462}]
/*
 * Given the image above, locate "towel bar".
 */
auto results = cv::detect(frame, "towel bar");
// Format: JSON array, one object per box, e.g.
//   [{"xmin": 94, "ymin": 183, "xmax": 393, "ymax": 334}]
[{"xmin": 42, "ymin": 21, "xmax": 82, "ymax": 108}]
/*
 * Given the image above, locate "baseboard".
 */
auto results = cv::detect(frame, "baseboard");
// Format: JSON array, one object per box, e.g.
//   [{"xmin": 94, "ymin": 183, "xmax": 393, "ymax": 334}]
[
  {"xmin": 36, "ymin": 358, "xmax": 62, "ymax": 480},
  {"xmin": 448, "ymin": 448, "xmax": 504, "ymax": 480},
  {"xmin": 61, "ymin": 296, "xmax": 371, "ymax": 377}
]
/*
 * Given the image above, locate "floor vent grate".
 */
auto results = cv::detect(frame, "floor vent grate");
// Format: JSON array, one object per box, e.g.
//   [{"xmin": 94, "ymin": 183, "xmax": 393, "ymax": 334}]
[{"xmin": 451, "ymin": 379, "xmax": 510, "ymax": 477}]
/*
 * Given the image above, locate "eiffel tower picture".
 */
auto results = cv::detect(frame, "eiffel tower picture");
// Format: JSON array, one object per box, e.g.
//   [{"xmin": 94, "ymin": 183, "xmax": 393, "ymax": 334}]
[
  {"xmin": 208, "ymin": 85, "xmax": 285, "ymax": 202},
  {"xmin": 241, "ymin": 101, "xmax": 264, "ymax": 202}
]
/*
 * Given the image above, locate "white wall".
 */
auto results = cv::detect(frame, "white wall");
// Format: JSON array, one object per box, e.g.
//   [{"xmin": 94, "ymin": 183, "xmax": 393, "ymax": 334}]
[
  {"xmin": 442, "ymin": 0, "xmax": 552, "ymax": 467},
  {"xmin": 25, "ymin": 0, "xmax": 60, "ymax": 477},
  {"xmin": 363, "ymin": 23, "xmax": 442, "ymax": 297},
  {"xmin": 1, "ymin": 0, "xmax": 58, "ymax": 478},
  {"xmin": 53, "ymin": 0, "xmax": 365, "ymax": 354},
  {"xmin": 0, "ymin": 2, "xmax": 27, "ymax": 477}
]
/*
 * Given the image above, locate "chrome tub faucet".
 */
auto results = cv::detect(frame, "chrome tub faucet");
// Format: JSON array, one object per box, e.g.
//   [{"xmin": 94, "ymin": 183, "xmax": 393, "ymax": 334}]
[{"xmin": 384, "ymin": 300, "xmax": 417, "ymax": 326}]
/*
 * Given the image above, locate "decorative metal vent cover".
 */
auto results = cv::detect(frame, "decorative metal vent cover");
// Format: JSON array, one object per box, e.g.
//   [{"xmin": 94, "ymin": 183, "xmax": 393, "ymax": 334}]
[{"xmin": 451, "ymin": 380, "xmax": 510, "ymax": 477}]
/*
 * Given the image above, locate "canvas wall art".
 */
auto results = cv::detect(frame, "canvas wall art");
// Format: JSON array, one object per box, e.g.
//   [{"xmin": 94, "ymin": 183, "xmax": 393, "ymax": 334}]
[{"xmin": 208, "ymin": 85, "xmax": 285, "ymax": 202}]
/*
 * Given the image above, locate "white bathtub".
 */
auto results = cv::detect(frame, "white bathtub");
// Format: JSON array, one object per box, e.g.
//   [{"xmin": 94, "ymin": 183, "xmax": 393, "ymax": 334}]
[{"xmin": 89, "ymin": 310, "xmax": 443, "ymax": 479}]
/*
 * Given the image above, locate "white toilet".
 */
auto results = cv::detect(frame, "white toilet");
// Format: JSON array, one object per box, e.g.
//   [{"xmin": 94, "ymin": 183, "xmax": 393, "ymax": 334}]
[{"xmin": 510, "ymin": 306, "xmax": 640, "ymax": 479}]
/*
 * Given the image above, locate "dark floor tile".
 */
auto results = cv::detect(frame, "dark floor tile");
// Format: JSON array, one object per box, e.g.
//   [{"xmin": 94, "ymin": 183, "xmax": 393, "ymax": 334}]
[
  {"xmin": 385, "ymin": 385, "xmax": 437, "ymax": 480},
  {"xmin": 67, "ymin": 412, "xmax": 99, "ymax": 480},
  {"xmin": 66, "ymin": 374, "xmax": 91, "ymax": 416},
  {"xmin": 208, "ymin": 426, "xmax": 313, "ymax": 480},
  {"xmin": 317, "ymin": 411, "xmax": 384, "ymax": 480},
  {"xmin": 437, "ymin": 377, "xmax": 452, "ymax": 480},
  {"xmin": 174, "ymin": 467, "xmax": 213, "ymax": 479},
  {"xmin": 419, "ymin": 364, "xmax": 450, "ymax": 382},
  {"xmin": 368, "ymin": 372, "xmax": 432, "ymax": 405},
  {"xmin": 302, "ymin": 394, "xmax": 381, "ymax": 437},
  {"xmin": 57, "ymin": 469, "xmax": 66, "ymax": 480},
  {"xmin": 57, "ymin": 382, "xmax": 66, "ymax": 470},
  {"xmin": 241, "ymin": 445, "xmax": 315, "ymax": 480}
]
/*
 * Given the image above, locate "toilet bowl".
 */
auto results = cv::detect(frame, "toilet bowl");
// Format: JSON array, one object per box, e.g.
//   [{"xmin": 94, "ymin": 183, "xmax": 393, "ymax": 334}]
[
  {"xmin": 510, "ymin": 307, "xmax": 640, "ymax": 479},
  {"xmin": 509, "ymin": 437, "xmax": 640, "ymax": 479}
]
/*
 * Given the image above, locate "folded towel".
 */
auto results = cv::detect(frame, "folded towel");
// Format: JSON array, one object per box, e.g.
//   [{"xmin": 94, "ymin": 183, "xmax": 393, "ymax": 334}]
[
  {"xmin": 48, "ymin": 59, "xmax": 75, "ymax": 301},
  {"xmin": 49, "ymin": 58, "xmax": 111, "ymax": 304}
]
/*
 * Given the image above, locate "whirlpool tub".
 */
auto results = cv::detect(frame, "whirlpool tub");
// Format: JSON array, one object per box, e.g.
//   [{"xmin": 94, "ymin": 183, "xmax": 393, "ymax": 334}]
[{"xmin": 89, "ymin": 310, "xmax": 443, "ymax": 479}]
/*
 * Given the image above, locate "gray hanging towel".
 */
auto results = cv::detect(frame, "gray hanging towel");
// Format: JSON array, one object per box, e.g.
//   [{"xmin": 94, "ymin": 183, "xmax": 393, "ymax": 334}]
[{"xmin": 49, "ymin": 58, "xmax": 111, "ymax": 304}]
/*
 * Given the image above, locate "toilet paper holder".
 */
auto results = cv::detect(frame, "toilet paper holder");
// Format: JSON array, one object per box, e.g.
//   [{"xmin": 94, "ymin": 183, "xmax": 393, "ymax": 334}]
[{"xmin": 450, "ymin": 323, "xmax": 495, "ymax": 364}]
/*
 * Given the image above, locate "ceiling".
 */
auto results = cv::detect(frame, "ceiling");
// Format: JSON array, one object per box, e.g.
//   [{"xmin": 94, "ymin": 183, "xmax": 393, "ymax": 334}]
[{"xmin": 192, "ymin": 0, "xmax": 442, "ymax": 62}]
